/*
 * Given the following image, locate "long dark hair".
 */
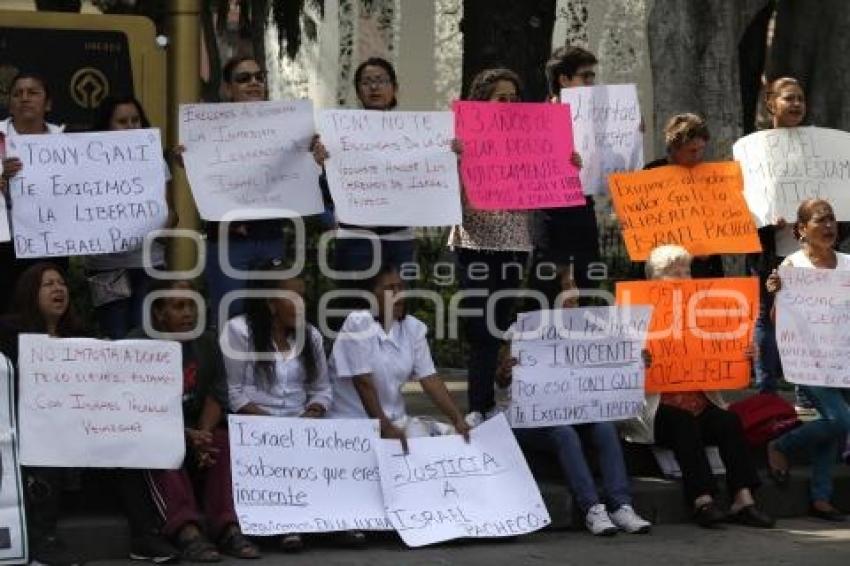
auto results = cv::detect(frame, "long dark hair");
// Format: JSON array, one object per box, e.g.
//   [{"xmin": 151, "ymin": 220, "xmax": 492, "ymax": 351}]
[
  {"xmin": 243, "ymin": 261, "xmax": 318, "ymax": 385},
  {"xmin": 6, "ymin": 262, "xmax": 82, "ymax": 336},
  {"xmin": 92, "ymin": 94, "xmax": 151, "ymax": 131}
]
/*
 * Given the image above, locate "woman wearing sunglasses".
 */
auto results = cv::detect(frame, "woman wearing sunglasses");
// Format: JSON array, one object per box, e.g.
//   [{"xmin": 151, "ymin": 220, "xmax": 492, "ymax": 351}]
[{"xmin": 200, "ymin": 56, "xmax": 289, "ymax": 327}]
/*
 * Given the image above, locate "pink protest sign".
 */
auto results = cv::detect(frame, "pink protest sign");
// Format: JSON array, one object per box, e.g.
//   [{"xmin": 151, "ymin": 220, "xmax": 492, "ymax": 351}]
[{"xmin": 454, "ymin": 101, "xmax": 584, "ymax": 210}]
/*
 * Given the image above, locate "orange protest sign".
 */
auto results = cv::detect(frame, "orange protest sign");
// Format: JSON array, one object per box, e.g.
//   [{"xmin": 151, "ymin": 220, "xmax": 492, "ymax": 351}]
[
  {"xmin": 615, "ymin": 277, "xmax": 758, "ymax": 393},
  {"xmin": 609, "ymin": 162, "xmax": 762, "ymax": 261}
]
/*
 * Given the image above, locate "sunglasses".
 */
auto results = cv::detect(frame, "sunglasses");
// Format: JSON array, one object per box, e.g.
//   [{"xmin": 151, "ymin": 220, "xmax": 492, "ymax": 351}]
[{"xmin": 232, "ymin": 71, "xmax": 267, "ymax": 84}]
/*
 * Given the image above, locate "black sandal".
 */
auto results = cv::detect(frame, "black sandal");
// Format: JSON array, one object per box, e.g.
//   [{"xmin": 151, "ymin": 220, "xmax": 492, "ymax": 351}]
[
  {"xmin": 177, "ymin": 535, "xmax": 221, "ymax": 563},
  {"xmin": 218, "ymin": 529, "xmax": 261, "ymax": 559}
]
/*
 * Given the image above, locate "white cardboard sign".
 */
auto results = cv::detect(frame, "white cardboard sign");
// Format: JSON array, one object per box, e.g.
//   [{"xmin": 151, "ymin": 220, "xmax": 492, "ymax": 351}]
[
  {"xmin": 229, "ymin": 415, "xmax": 391, "ymax": 535},
  {"xmin": 376, "ymin": 414, "xmax": 550, "ymax": 547},
  {"xmin": 7, "ymin": 129, "xmax": 167, "ymax": 258},
  {"xmin": 733, "ymin": 127, "xmax": 850, "ymax": 227},
  {"xmin": 560, "ymin": 84, "xmax": 644, "ymax": 196},
  {"xmin": 18, "ymin": 335, "xmax": 185, "ymax": 468},
  {"xmin": 776, "ymin": 266, "xmax": 850, "ymax": 387},
  {"xmin": 318, "ymin": 110, "xmax": 462, "ymax": 226},
  {"xmin": 179, "ymin": 100, "xmax": 323, "ymax": 220},
  {"xmin": 509, "ymin": 306, "xmax": 652, "ymax": 427}
]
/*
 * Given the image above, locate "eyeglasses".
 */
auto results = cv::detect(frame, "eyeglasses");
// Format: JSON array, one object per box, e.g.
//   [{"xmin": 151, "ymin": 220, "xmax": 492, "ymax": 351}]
[
  {"xmin": 577, "ymin": 70, "xmax": 596, "ymax": 82},
  {"xmin": 358, "ymin": 77, "xmax": 392, "ymax": 89},
  {"xmin": 232, "ymin": 71, "xmax": 266, "ymax": 84}
]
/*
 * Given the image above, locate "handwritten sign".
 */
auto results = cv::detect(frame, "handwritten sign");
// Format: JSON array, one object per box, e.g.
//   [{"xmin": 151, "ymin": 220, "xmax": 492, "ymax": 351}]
[
  {"xmin": 560, "ymin": 84, "xmax": 644, "ymax": 196},
  {"xmin": 18, "ymin": 335, "xmax": 184, "ymax": 468},
  {"xmin": 615, "ymin": 278, "xmax": 758, "ymax": 392},
  {"xmin": 376, "ymin": 414, "xmax": 549, "ymax": 547},
  {"xmin": 7, "ymin": 129, "xmax": 167, "ymax": 258},
  {"xmin": 509, "ymin": 306, "xmax": 651, "ymax": 427},
  {"xmin": 776, "ymin": 266, "xmax": 850, "ymax": 387},
  {"xmin": 609, "ymin": 162, "xmax": 761, "ymax": 261},
  {"xmin": 179, "ymin": 100, "xmax": 323, "ymax": 220},
  {"xmin": 454, "ymin": 101, "xmax": 583, "ymax": 210},
  {"xmin": 228, "ymin": 416, "xmax": 391, "ymax": 535},
  {"xmin": 733, "ymin": 127, "xmax": 850, "ymax": 227},
  {"xmin": 318, "ymin": 110, "xmax": 461, "ymax": 226},
  {"xmin": 0, "ymin": 354, "xmax": 27, "ymax": 564}
]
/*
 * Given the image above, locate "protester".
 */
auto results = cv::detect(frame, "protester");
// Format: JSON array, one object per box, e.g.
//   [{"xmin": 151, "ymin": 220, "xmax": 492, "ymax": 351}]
[
  {"xmin": 490, "ymin": 269, "xmax": 652, "ymax": 536},
  {"xmin": 644, "ymin": 113, "xmax": 723, "ymax": 278},
  {"xmin": 313, "ymin": 57, "xmax": 416, "ymax": 275},
  {"xmin": 745, "ymin": 77, "xmax": 806, "ymax": 394},
  {"xmin": 765, "ymin": 199, "xmax": 850, "ymax": 521},
  {"xmin": 328, "ymin": 264, "xmax": 470, "ymax": 449},
  {"xmin": 84, "ymin": 95, "xmax": 177, "ymax": 338},
  {"xmin": 0, "ymin": 72, "xmax": 67, "ymax": 315},
  {"xmin": 193, "ymin": 56, "xmax": 287, "ymax": 325},
  {"xmin": 132, "ymin": 278, "xmax": 260, "ymax": 562},
  {"xmin": 449, "ymin": 68, "xmax": 534, "ymax": 418},
  {"xmin": 222, "ymin": 260, "xmax": 338, "ymax": 551},
  {"xmin": 0, "ymin": 263, "xmax": 178, "ymax": 565},
  {"xmin": 621, "ymin": 245, "xmax": 775, "ymax": 529},
  {"xmin": 531, "ymin": 46, "xmax": 599, "ymax": 303}
]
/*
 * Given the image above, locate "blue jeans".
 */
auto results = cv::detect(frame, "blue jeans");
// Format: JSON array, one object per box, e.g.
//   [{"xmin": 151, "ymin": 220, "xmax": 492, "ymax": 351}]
[
  {"xmin": 774, "ymin": 386, "xmax": 850, "ymax": 502},
  {"xmin": 333, "ymin": 235, "xmax": 415, "ymax": 274},
  {"xmin": 754, "ymin": 291, "xmax": 782, "ymax": 393},
  {"xmin": 205, "ymin": 237, "xmax": 285, "ymax": 327},
  {"xmin": 93, "ymin": 268, "xmax": 153, "ymax": 339},
  {"xmin": 515, "ymin": 422, "xmax": 631, "ymax": 513}
]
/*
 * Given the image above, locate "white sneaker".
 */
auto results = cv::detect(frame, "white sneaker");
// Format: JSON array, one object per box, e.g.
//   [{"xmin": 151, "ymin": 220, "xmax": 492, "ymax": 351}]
[
  {"xmin": 610, "ymin": 504, "xmax": 652, "ymax": 534},
  {"xmin": 585, "ymin": 504, "xmax": 618, "ymax": 536}
]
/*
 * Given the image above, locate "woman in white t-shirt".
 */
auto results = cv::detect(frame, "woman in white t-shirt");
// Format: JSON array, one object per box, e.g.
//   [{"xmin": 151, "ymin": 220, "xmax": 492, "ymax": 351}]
[
  {"xmin": 766, "ymin": 199, "xmax": 850, "ymax": 521},
  {"xmin": 85, "ymin": 95, "xmax": 177, "ymax": 338},
  {"xmin": 0, "ymin": 71, "xmax": 65, "ymax": 314},
  {"xmin": 328, "ymin": 264, "xmax": 470, "ymax": 449},
  {"xmin": 222, "ymin": 260, "xmax": 333, "ymax": 551}
]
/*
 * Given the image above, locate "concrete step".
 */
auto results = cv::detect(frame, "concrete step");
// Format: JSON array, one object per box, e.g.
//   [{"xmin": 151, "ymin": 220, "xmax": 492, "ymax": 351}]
[{"xmin": 55, "ymin": 464, "xmax": 850, "ymax": 561}]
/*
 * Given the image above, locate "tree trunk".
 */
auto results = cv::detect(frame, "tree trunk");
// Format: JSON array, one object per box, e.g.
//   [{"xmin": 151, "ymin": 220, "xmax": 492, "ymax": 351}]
[
  {"xmin": 647, "ymin": 0, "xmax": 770, "ymax": 158},
  {"xmin": 768, "ymin": 0, "xmax": 850, "ymax": 130},
  {"xmin": 461, "ymin": 0, "xmax": 556, "ymax": 102}
]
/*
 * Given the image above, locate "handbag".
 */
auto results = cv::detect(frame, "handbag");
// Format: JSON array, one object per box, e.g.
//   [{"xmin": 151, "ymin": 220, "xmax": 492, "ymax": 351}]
[
  {"xmin": 728, "ymin": 392, "xmax": 801, "ymax": 447},
  {"xmin": 87, "ymin": 269, "xmax": 132, "ymax": 307}
]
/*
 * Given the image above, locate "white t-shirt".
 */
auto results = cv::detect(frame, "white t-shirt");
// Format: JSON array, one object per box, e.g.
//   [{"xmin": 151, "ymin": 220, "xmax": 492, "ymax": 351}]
[
  {"xmin": 782, "ymin": 250, "xmax": 850, "ymax": 270},
  {"xmin": 223, "ymin": 315, "xmax": 332, "ymax": 416},
  {"xmin": 1, "ymin": 118, "xmax": 63, "ymax": 217},
  {"xmin": 328, "ymin": 311, "xmax": 436, "ymax": 420}
]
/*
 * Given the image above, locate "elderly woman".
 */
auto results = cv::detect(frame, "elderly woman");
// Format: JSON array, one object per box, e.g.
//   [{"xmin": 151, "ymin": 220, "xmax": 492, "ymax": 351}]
[
  {"xmin": 621, "ymin": 245, "xmax": 774, "ymax": 529},
  {"xmin": 643, "ymin": 114, "xmax": 722, "ymax": 279},
  {"xmin": 765, "ymin": 199, "xmax": 850, "ymax": 521}
]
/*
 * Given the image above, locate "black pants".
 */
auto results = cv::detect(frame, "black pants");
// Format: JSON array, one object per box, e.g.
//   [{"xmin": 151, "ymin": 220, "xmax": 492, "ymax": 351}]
[
  {"xmin": 530, "ymin": 198, "xmax": 601, "ymax": 305},
  {"xmin": 456, "ymin": 248, "xmax": 528, "ymax": 414},
  {"xmin": 24, "ymin": 467, "xmax": 163, "ymax": 543},
  {"xmin": 654, "ymin": 403, "xmax": 760, "ymax": 504}
]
